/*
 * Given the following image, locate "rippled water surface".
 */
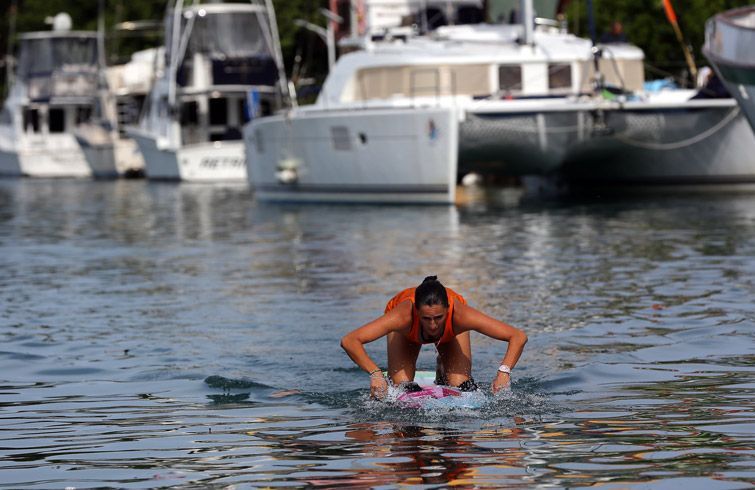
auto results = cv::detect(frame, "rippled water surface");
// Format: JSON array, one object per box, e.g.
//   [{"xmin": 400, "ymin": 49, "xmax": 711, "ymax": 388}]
[{"xmin": 1, "ymin": 179, "xmax": 754, "ymax": 489}]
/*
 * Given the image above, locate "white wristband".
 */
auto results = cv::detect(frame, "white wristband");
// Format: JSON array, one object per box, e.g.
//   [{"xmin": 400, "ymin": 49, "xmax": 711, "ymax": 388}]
[{"xmin": 498, "ymin": 364, "xmax": 511, "ymax": 375}]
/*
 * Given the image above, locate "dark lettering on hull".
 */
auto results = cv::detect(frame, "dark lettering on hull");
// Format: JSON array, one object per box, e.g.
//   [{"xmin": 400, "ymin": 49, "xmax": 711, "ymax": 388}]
[{"xmin": 199, "ymin": 157, "xmax": 245, "ymax": 169}]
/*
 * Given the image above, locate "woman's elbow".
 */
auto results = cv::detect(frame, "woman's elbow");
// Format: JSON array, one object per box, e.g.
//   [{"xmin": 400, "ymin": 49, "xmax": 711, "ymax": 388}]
[
  {"xmin": 340, "ymin": 334, "xmax": 355, "ymax": 352},
  {"xmin": 516, "ymin": 330, "xmax": 528, "ymax": 347}
]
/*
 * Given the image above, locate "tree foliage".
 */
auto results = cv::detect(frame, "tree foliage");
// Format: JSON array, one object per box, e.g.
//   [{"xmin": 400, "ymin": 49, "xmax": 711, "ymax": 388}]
[
  {"xmin": 563, "ymin": 0, "xmax": 753, "ymax": 84},
  {"xmin": 1, "ymin": 0, "xmax": 753, "ymax": 95}
]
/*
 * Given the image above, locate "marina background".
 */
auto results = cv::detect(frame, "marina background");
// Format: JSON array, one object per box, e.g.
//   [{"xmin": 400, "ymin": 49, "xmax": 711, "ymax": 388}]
[
  {"xmin": 0, "ymin": 1, "xmax": 754, "ymax": 488},
  {"xmin": 1, "ymin": 0, "xmax": 754, "ymax": 97}
]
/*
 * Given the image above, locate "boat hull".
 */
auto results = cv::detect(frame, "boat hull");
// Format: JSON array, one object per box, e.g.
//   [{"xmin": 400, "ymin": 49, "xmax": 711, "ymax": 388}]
[
  {"xmin": 77, "ymin": 125, "xmax": 145, "ymax": 179},
  {"xmin": 717, "ymin": 74, "xmax": 755, "ymax": 135},
  {"xmin": 703, "ymin": 6, "xmax": 755, "ymax": 133},
  {"xmin": 244, "ymin": 106, "xmax": 458, "ymax": 204},
  {"xmin": 0, "ymin": 132, "xmax": 91, "ymax": 178},
  {"xmin": 131, "ymin": 131, "xmax": 246, "ymax": 182},
  {"xmin": 560, "ymin": 103, "xmax": 755, "ymax": 186}
]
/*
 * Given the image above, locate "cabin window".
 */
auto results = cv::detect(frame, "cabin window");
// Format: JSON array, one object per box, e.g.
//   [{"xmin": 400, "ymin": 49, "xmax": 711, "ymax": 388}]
[
  {"xmin": 180, "ymin": 100, "xmax": 202, "ymax": 145},
  {"xmin": 180, "ymin": 101, "xmax": 199, "ymax": 125},
  {"xmin": 49, "ymin": 108, "xmax": 65, "ymax": 133},
  {"xmin": 498, "ymin": 65, "xmax": 522, "ymax": 93},
  {"xmin": 410, "ymin": 69, "xmax": 442, "ymax": 97},
  {"xmin": 548, "ymin": 64, "xmax": 572, "ymax": 91},
  {"xmin": 449, "ymin": 65, "xmax": 491, "ymax": 98},
  {"xmin": 76, "ymin": 106, "xmax": 92, "ymax": 125},
  {"xmin": 23, "ymin": 108, "xmax": 40, "ymax": 133},
  {"xmin": 0, "ymin": 108, "xmax": 12, "ymax": 124},
  {"xmin": 209, "ymin": 98, "xmax": 228, "ymax": 126}
]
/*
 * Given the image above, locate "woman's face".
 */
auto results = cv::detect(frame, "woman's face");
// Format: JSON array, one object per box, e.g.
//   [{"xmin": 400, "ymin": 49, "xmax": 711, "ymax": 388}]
[{"xmin": 417, "ymin": 304, "xmax": 448, "ymax": 341}]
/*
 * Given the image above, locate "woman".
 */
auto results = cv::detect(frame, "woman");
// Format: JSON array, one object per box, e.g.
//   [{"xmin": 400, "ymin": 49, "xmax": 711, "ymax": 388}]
[{"xmin": 341, "ymin": 276, "xmax": 527, "ymax": 399}]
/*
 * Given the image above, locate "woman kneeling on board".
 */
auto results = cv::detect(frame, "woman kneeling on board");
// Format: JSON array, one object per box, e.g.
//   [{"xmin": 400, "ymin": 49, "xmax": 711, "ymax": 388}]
[{"xmin": 341, "ymin": 276, "xmax": 527, "ymax": 399}]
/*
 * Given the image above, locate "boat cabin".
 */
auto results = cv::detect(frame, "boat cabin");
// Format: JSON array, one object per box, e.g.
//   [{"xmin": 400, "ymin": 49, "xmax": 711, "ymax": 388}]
[
  {"xmin": 324, "ymin": 25, "xmax": 644, "ymax": 105},
  {"xmin": 13, "ymin": 32, "xmax": 98, "ymax": 136},
  {"xmin": 162, "ymin": 4, "xmax": 281, "ymax": 146}
]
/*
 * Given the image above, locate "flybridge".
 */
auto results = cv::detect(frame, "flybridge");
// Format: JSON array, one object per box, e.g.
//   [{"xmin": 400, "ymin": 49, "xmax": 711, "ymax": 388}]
[{"xmin": 329, "ymin": 0, "xmax": 485, "ymax": 42}]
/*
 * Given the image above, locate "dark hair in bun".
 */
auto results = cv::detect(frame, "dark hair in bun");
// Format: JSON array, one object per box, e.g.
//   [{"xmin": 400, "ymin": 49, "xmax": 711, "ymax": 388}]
[{"xmin": 415, "ymin": 276, "xmax": 448, "ymax": 308}]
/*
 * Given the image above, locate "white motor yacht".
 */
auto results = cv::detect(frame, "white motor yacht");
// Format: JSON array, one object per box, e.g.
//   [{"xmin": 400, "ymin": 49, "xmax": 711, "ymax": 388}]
[
  {"xmin": 128, "ymin": 1, "xmax": 288, "ymax": 182},
  {"xmin": 0, "ymin": 14, "xmax": 98, "ymax": 178}
]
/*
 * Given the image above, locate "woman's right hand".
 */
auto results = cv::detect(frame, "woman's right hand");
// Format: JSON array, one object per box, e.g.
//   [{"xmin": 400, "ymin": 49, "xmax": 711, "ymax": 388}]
[{"xmin": 370, "ymin": 374, "xmax": 389, "ymax": 400}]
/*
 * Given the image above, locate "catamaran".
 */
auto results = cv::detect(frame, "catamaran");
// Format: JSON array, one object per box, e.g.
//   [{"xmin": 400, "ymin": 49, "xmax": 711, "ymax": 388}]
[{"xmin": 244, "ymin": 0, "xmax": 755, "ymax": 202}]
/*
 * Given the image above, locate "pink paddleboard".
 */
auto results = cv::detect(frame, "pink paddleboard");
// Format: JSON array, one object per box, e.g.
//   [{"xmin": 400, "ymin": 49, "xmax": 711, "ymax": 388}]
[{"xmin": 396, "ymin": 385, "xmax": 462, "ymax": 408}]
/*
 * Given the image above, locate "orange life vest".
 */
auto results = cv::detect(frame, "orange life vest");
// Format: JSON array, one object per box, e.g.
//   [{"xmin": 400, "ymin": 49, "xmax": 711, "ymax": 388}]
[{"xmin": 384, "ymin": 286, "xmax": 467, "ymax": 345}]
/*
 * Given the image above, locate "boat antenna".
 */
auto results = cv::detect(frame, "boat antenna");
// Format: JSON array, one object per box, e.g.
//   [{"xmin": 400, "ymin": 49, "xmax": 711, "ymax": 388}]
[
  {"xmin": 262, "ymin": 0, "xmax": 296, "ymax": 108},
  {"xmin": 3, "ymin": 0, "xmax": 18, "ymax": 98},
  {"xmin": 420, "ymin": 0, "xmax": 429, "ymax": 34},
  {"xmin": 518, "ymin": 0, "xmax": 534, "ymax": 45},
  {"xmin": 585, "ymin": 0, "xmax": 604, "ymax": 93},
  {"xmin": 585, "ymin": 0, "xmax": 597, "ymax": 45},
  {"xmin": 167, "ymin": 0, "xmax": 184, "ymax": 114}
]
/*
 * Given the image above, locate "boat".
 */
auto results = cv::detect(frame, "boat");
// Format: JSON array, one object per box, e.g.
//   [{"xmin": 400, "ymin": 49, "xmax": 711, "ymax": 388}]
[
  {"xmin": 0, "ymin": 13, "xmax": 98, "ymax": 178},
  {"xmin": 75, "ymin": 46, "xmax": 161, "ymax": 179},
  {"xmin": 243, "ymin": 0, "xmax": 636, "ymax": 203},
  {"xmin": 703, "ymin": 6, "xmax": 755, "ymax": 133},
  {"xmin": 556, "ymin": 92, "xmax": 755, "ymax": 189},
  {"xmin": 128, "ymin": 1, "xmax": 288, "ymax": 182},
  {"xmin": 74, "ymin": 15, "xmax": 163, "ymax": 179},
  {"xmin": 244, "ymin": 0, "xmax": 755, "ymax": 203},
  {"xmin": 558, "ymin": 2, "xmax": 755, "ymax": 191}
]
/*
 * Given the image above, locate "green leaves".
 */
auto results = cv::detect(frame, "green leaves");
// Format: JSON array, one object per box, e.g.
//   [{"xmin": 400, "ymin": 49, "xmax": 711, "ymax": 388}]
[{"xmin": 563, "ymin": 0, "xmax": 753, "ymax": 85}]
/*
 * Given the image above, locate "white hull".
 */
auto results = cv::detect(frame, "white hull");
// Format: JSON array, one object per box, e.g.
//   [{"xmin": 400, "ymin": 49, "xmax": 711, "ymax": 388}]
[
  {"xmin": 244, "ymin": 106, "xmax": 458, "ymax": 204},
  {"xmin": 0, "ymin": 133, "xmax": 91, "ymax": 178},
  {"xmin": 131, "ymin": 131, "xmax": 246, "ymax": 182},
  {"xmin": 76, "ymin": 123, "xmax": 146, "ymax": 178}
]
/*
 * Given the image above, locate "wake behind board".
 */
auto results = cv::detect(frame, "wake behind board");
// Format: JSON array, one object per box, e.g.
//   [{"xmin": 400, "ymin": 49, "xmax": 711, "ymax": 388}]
[{"xmin": 394, "ymin": 371, "xmax": 484, "ymax": 409}]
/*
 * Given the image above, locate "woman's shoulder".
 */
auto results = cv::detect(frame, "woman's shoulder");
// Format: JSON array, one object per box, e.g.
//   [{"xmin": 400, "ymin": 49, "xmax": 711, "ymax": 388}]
[{"xmin": 385, "ymin": 299, "xmax": 414, "ymax": 330}]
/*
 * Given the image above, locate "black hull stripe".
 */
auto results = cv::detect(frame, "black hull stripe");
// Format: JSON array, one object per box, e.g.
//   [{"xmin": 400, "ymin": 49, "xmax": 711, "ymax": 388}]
[
  {"xmin": 564, "ymin": 174, "xmax": 755, "ymax": 186},
  {"xmin": 255, "ymin": 184, "xmax": 449, "ymax": 194}
]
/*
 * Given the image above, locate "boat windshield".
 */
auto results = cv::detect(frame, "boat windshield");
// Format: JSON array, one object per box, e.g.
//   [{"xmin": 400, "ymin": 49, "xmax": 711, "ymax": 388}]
[
  {"xmin": 17, "ymin": 36, "xmax": 97, "ymax": 79},
  {"xmin": 183, "ymin": 11, "xmax": 271, "ymax": 60}
]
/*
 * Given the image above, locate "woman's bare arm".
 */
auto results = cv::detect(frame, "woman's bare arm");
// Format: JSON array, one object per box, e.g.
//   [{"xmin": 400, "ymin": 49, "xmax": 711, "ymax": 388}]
[
  {"xmin": 341, "ymin": 301, "xmax": 412, "ymax": 398},
  {"xmin": 341, "ymin": 301, "xmax": 412, "ymax": 372},
  {"xmin": 453, "ymin": 303, "xmax": 527, "ymax": 392}
]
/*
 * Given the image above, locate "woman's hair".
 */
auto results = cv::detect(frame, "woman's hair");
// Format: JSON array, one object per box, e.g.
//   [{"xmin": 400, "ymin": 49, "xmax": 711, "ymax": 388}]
[{"xmin": 415, "ymin": 275, "xmax": 448, "ymax": 308}]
